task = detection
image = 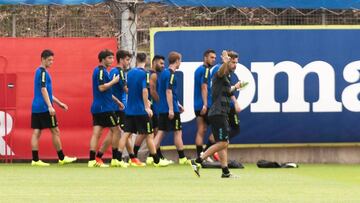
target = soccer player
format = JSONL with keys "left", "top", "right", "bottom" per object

{"left": 202, "top": 50, "right": 242, "bottom": 161}
{"left": 94, "top": 50, "right": 143, "bottom": 167}
{"left": 133, "top": 55, "right": 173, "bottom": 164}
{"left": 193, "top": 49, "right": 217, "bottom": 159}
{"left": 154, "top": 51, "right": 190, "bottom": 165}
{"left": 88, "top": 49, "right": 124, "bottom": 168}
{"left": 211, "top": 50, "right": 242, "bottom": 138}
{"left": 191, "top": 50, "right": 243, "bottom": 178}
{"left": 31, "top": 49, "right": 77, "bottom": 166}
{"left": 117, "top": 53, "right": 169, "bottom": 167}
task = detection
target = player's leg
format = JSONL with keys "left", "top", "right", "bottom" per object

{"left": 148, "top": 129, "right": 165, "bottom": 164}
{"left": 112, "top": 131, "right": 131, "bottom": 168}
{"left": 119, "top": 115, "right": 134, "bottom": 154}
{"left": 96, "top": 130, "right": 111, "bottom": 160}
{"left": 152, "top": 113, "right": 175, "bottom": 164}
{"left": 191, "top": 115, "right": 230, "bottom": 176}
{"left": 89, "top": 112, "right": 114, "bottom": 167}
{"left": 133, "top": 134, "right": 146, "bottom": 157}
{"left": 50, "top": 127, "right": 61, "bottom": 152}
{"left": 49, "top": 126, "right": 76, "bottom": 165}
{"left": 171, "top": 113, "right": 189, "bottom": 165}
{"left": 129, "top": 116, "right": 150, "bottom": 167}
{"left": 203, "top": 115, "right": 229, "bottom": 159}
{"left": 174, "top": 129, "right": 189, "bottom": 164}
{"left": 152, "top": 115, "right": 167, "bottom": 161}
{"left": 30, "top": 128, "right": 49, "bottom": 166}
{"left": 196, "top": 114, "right": 218, "bottom": 162}
{"left": 152, "top": 126, "right": 173, "bottom": 164}
{"left": 145, "top": 133, "right": 157, "bottom": 157}
{"left": 31, "top": 129, "right": 41, "bottom": 160}
{"left": 108, "top": 125, "right": 127, "bottom": 167}
{"left": 124, "top": 133, "right": 136, "bottom": 158}
{"left": 118, "top": 112, "right": 134, "bottom": 162}
{"left": 154, "top": 130, "right": 165, "bottom": 149}
{"left": 195, "top": 116, "right": 207, "bottom": 158}
{"left": 190, "top": 141, "right": 228, "bottom": 177}
{"left": 217, "top": 146, "right": 232, "bottom": 178}
{"left": 218, "top": 147, "right": 228, "bottom": 168}
{"left": 88, "top": 125, "right": 108, "bottom": 167}
{"left": 89, "top": 126, "right": 103, "bottom": 153}
{"left": 198, "top": 112, "right": 219, "bottom": 161}
{"left": 30, "top": 112, "right": 53, "bottom": 166}
{"left": 154, "top": 113, "right": 168, "bottom": 149}
{"left": 145, "top": 133, "right": 168, "bottom": 167}
{"left": 218, "top": 145, "right": 237, "bottom": 178}
{"left": 198, "top": 141, "right": 227, "bottom": 161}
{"left": 116, "top": 115, "right": 137, "bottom": 167}
{"left": 139, "top": 115, "right": 169, "bottom": 167}
{"left": 204, "top": 135, "right": 216, "bottom": 151}
{"left": 128, "top": 133, "right": 146, "bottom": 167}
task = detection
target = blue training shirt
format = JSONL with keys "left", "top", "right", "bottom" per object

{"left": 193, "top": 64, "right": 212, "bottom": 111}
{"left": 91, "top": 65, "right": 114, "bottom": 114}
{"left": 32, "top": 67, "right": 53, "bottom": 113}
{"left": 158, "top": 68, "right": 179, "bottom": 113}
{"left": 125, "top": 67, "right": 148, "bottom": 116}
{"left": 109, "top": 66, "right": 127, "bottom": 111}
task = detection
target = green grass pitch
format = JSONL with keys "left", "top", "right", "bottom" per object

{"left": 1, "top": 163, "right": 360, "bottom": 202}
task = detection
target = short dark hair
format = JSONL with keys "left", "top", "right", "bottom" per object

{"left": 98, "top": 49, "right": 114, "bottom": 62}
{"left": 203, "top": 49, "right": 216, "bottom": 57}
{"left": 41, "top": 49, "right": 54, "bottom": 59}
{"left": 136, "top": 52, "right": 147, "bottom": 63}
{"left": 228, "top": 50, "right": 239, "bottom": 59}
{"left": 168, "top": 52, "right": 181, "bottom": 64}
{"left": 152, "top": 55, "right": 165, "bottom": 64}
{"left": 116, "top": 50, "right": 132, "bottom": 63}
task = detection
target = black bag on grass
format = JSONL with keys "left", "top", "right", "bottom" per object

{"left": 256, "top": 160, "right": 298, "bottom": 168}
{"left": 256, "top": 160, "right": 281, "bottom": 168}
{"left": 201, "top": 160, "right": 245, "bottom": 169}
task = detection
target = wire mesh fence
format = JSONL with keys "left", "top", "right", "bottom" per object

{"left": 1, "top": 2, "right": 360, "bottom": 52}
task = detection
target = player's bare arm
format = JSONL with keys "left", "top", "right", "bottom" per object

{"left": 98, "top": 74, "right": 120, "bottom": 92}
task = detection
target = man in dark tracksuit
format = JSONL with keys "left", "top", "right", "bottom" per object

{"left": 191, "top": 51, "right": 243, "bottom": 178}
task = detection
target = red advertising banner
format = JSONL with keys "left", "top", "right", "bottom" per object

{"left": 0, "top": 38, "right": 118, "bottom": 160}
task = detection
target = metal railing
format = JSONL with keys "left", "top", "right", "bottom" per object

{"left": 1, "top": 3, "right": 360, "bottom": 53}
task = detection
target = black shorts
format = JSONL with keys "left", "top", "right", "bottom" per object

{"left": 115, "top": 111, "right": 126, "bottom": 129}
{"left": 152, "top": 114, "right": 159, "bottom": 129}
{"left": 158, "top": 112, "right": 182, "bottom": 132}
{"left": 92, "top": 111, "right": 119, "bottom": 127}
{"left": 124, "top": 115, "right": 153, "bottom": 134}
{"left": 31, "top": 112, "right": 58, "bottom": 129}
{"left": 228, "top": 107, "right": 240, "bottom": 130}
{"left": 194, "top": 109, "right": 210, "bottom": 124}
{"left": 209, "top": 115, "right": 230, "bottom": 142}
